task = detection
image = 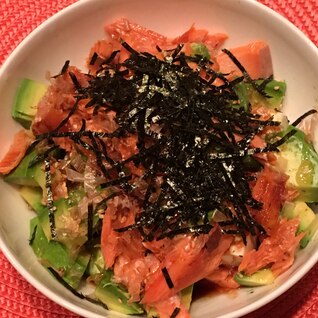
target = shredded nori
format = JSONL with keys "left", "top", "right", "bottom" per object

{"left": 47, "top": 267, "right": 108, "bottom": 309}
{"left": 170, "top": 307, "right": 181, "bottom": 318}
{"left": 162, "top": 267, "right": 174, "bottom": 289}
{"left": 29, "top": 225, "right": 37, "bottom": 245}
{"left": 52, "top": 60, "right": 70, "bottom": 78}
{"left": 292, "top": 109, "right": 317, "bottom": 127}
{"left": 30, "top": 42, "right": 299, "bottom": 242}
{"left": 89, "top": 52, "right": 98, "bottom": 66}
{"left": 44, "top": 158, "right": 57, "bottom": 239}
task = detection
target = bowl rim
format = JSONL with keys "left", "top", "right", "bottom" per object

{"left": 0, "top": 0, "right": 318, "bottom": 318}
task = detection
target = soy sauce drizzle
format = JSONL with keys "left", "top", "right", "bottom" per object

{"left": 30, "top": 42, "right": 298, "bottom": 242}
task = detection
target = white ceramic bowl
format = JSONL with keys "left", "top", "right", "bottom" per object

{"left": 0, "top": 0, "right": 318, "bottom": 317}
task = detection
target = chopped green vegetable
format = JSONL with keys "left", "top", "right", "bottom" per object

{"left": 30, "top": 217, "right": 90, "bottom": 289}
{"left": 12, "top": 78, "right": 47, "bottom": 128}
{"left": 190, "top": 43, "right": 210, "bottom": 60}
{"left": 95, "top": 269, "right": 144, "bottom": 315}
{"left": 234, "top": 269, "right": 275, "bottom": 287}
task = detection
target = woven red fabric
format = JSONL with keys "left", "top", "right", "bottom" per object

{"left": 0, "top": 0, "right": 317, "bottom": 317}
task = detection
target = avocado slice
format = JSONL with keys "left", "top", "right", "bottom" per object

{"left": 4, "top": 150, "right": 45, "bottom": 189}
{"left": 190, "top": 43, "right": 210, "bottom": 60}
{"left": 37, "top": 197, "right": 88, "bottom": 252}
{"left": 19, "top": 186, "right": 46, "bottom": 214}
{"left": 234, "top": 269, "right": 275, "bottom": 287}
{"left": 95, "top": 269, "right": 144, "bottom": 315}
{"left": 276, "top": 126, "right": 318, "bottom": 202}
{"left": 30, "top": 216, "right": 90, "bottom": 289}
{"left": 87, "top": 247, "right": 105, "bottom": 276}
{"left": 20, "top": 182, "right": 87, "bottom": 253}
{"left": 282, "top": 201, "right": 318, "bottom": 248}
{"left": 300, "top": 218, "right": 318, "bottom": 248}
{"left": 12, "top": 78, "right": 47, "bottom": 128}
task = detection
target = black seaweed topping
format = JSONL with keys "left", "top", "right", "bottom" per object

{"left": 47, "top": 267, "right": 108, "bottom": 309}
{"left": 52, "top": 60, "right": 70, "bottom": 78}
{"left": 292, "top": 109, "right": 317, "bottom": 127}
{"left": 31, "top": 43, "right": 297, "bottom": 242}
{"left": 170, "top": 307, "right": 181, "bottom": 318}
{"left": 29, "top": 225, "right": 37, "bottom": 245}
{"left": 162, "top": 267, "right": 174, "bottom": 289}
{"left": 44, "top": 158, "right": 57, "bottom": 239}
{"left": 89, "top": 52, "right": 98, "bottom": 66}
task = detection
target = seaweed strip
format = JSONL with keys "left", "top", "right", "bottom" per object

{"left": 28, "top": 144, "right": 60, "bottom": 168}
{"left": 47, "top": 266, "right": 108, "bottom": 310}
{"left": 29, "top": 225, "right": 37, "bottom": 245}
{"left": 292, "top": 109, "right": 317, "bottom": 127}
{"left": 89, "top": 52, "right": 98, "bottom": 66}
{"left": 170, "top": 307, "right": 181, "bottom": 318}
{"left": 268, "top": 129, "right": 298, "bottom": 149}
{"left": 94, "top": 192, "right": 122, "bottom": 214}
{"left": 47, "top": 267, "right": 85, "bottom": 298}
{"left": 222, "top": 48, "right": 271, "bottom": 97}
{"left": 52, "top": 60, "right": 70, "bottom": 78}
{"left": 44, "top": 159, "right": 57, "bottom": 239}
{"left": 68, "top": 71, "right": 82, "bottom": 91}
{"left": 161, "top": 267, "right": 174, "bottom": 289}
{"left": 53, "top": 98, "right": 80, "bottom": 132}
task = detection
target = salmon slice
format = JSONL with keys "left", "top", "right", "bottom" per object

{"left": 101, "top": 195, "right": 145, "bottom": 268}
{"left": 250, "top": 166, "right": 288, "bottom": 234}
{"left": 206, "top": 266, "right": 240, "bottom": 289}
{"left": 238, "top": 218, "right": 304, "bottom": 276}
{"left": 141, "top": 228, "right": 233, "bottom": 305}
{"left": 106, "top": 18, "right": 168, "bottom": 54}
{"left": 216, "top": 41, "right": 273, "bottom": 80}
{"left": 172, "top": 25, "right": 228, "bottom": 56}
{"left": 0, "top": 129, "right": 33, "bottom": 175}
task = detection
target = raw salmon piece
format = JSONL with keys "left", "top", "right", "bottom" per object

{"left": 250, "top": 166, "right": 288, "bottom": 234}
{"left": 238, "top": 218, "right": 304, "bottom": 276}
{"left": 173, "top": 25, "right": 228, "bottom": 55}
{"left": 32, "top": 67, "right": 88, "bottom": 135}
{"left": 113, "top": 254, "right": 160, "bottom": 302}
{"left": 206, "top": 266, "right": 240, "bottom": 289}
{"left": 106, "top": 18, "right": 168, "bottom": 53}
{"left": 142, "top": 228, "right": 233, "bottom": 305}
{"left": 0, "top": 130, "right": 33, "bottom": 175}
{"left": 87, "top": 40, "right": 121, "bottom": 74}
{"left": 216, "top": 41, "right": 273, "bottom": 80}
{"left": 101, "top": 195, "right": 145, "bottom": 268}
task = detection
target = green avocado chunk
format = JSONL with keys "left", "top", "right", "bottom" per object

{"left": 277, "top": 126, "right": 318, "bottom": 202}
{"left": 19, "top": 186, "right": 45, "bottom": 214}
{"left": 95, "top": 269, "right": 144, "bottom": 315}
{"left": 190, "top": 43, "right": 210, "bottom": 60}
{"left": 4, "top": 150, "right": 45, "bottom": 189}
{"left": 282, "top": 201, "right": 318, "bottom": 248}
{"left": 233, "top": 80, "right": 286, "bottom": 111}
{"left": 20, "top": 183, "right": 87, "bottom": 252}
{"left": 30, "top": 216, "right": 90, "bottom": 289}
{"left": 234, "top": 269, "right": 275, "bottom": 287}
{"left": 12, "top": 78, "right": 47, "bottom": 128}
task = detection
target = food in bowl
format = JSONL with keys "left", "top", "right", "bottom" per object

{"left": 1, "top": 17, "right": 318, "bottom": 318}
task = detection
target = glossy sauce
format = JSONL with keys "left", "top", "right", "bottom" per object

{"left": 192, "top": 279, "right": 238, "bottom": 302}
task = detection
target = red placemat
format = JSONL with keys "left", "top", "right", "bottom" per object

{"left": 0, "top": 0, "right": 317, "bottom": 317}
